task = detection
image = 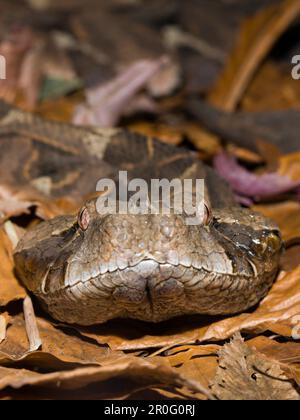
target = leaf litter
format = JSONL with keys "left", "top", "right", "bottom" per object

{"left": 1, "top": 0, "right": 300, "bottom": 400}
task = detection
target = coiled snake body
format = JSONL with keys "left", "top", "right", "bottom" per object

{"left": 0, "top": 104, "right": 282, "bottom": 325}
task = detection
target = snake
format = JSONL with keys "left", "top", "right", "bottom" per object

{"left": 0, "top": 103, "right": 282, "bottom": 325}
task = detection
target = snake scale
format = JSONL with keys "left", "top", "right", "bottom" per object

{"left": 0, "top": 102, "right": 282, "bottom": 325}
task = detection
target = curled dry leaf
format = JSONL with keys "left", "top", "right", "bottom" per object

{"left": 253, "top": 201, "right": 300, "bottom": 244}
{"left": 209, "top": 0, "right": 300, "bottom": 111}
{"left": 0, "top": 229, "right": 26, "bottom": 307}
{"left": 242, "top": 61, "right": 300, "bottom": 112}
{"left": 0, "top": 352, "right": 213, "bottom": 399}
{"left": 183, "top": 123, "right": 221, "bottom": 158}
{"left": 0, "top": 185, "right": 36, "bottom": 221}
{"left": 247, "top": 336, "right": 300, "bottom": 385}
{"left": 0, "top": 315, "right": 110, "bottom": 370}
{"left": 278, "top": 152, "right": 300, "bottom": 182}
{"left": 129, "top": 122, "right": 183, "bottom": 146}
{"left": 0, "top": 184, "right": 77, "bottom": 223}
{"left": 211, "top": 334, "right": 299, "bottom": 400}
{"left": 164, "top": 344, "right": 220, "bottom": 399}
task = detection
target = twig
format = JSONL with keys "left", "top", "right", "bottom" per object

{"left": 163, "top": 25, "right": 226, "bottom": 63}
{"left": 23, "top": 295, "right": 42, "bottom": 352}
{"left": 0, "top": 315, "right": 7, "bottom": 344}
{"left": 4, "top": 220, "right": 21, "bottom": 249}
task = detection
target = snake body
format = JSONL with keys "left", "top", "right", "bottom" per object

{"left": 0, "top": 103, "right": 282, "bottom": 325}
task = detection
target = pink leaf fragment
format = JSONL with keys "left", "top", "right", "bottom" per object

{"left": 73, "top": 56, "right": 171, "bottom": 127}
{"left": 214, "top": 153, "right": 300, "bottom": 203}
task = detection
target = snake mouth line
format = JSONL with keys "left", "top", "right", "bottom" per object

{"left": 58, "top": 255, "right": 262, "bottom": 297}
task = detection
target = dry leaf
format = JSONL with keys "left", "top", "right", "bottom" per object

{"left": 165, "top": 344, "right": 219, "bottom": 399}
{"left": 0, "top": 315, "right": 110, "bottom": 369}
{"left": 242, "top": 61, "right": 300, "bottom": 111}
{"left": 248, "top": 335, "right": 300, "bottom": 381}
{"left": 0, "top": 354, "right": 213, "bottom": 399}
{"left": 0, "top": 229, "right": 26, "bottom": 306}
{"left": 253, "top": 201, "right": 300, "bottom": 244}
{"left": 211, "top": 334, "right": 299, "bottom": 400}
{"left": 209, "top": 0, "right": 300, "bottom": 111}
{"left": 278, "top": 152, "right": 300, "bottom": 182}
{"left": 0, "top": 184, "right": 76, "bottom": 223}
{"left": 183, "top": 123, "right": 221, "bottom": 158}
{"left": 0, "top": 185, "right": 36, "bottom": 221}
{"left": 129, "top": 122, "right": 183, "bottom": 146}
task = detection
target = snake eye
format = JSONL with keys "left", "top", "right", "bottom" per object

{"left": 78, "top": 207, "right": 90, "bottom": 231}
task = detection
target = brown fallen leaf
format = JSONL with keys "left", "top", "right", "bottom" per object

{"left": 0, "top": 185, "right": 36, "bottom": 222}
{"left": 211, "top": 334, "right": 299, "bottom": 400}
{"left": 209, "top": 0, "right": 300, "bottom": 111}
{"left": 248, "top": 335, "right": 300, "bottom": 384}
{"left": 0, "top": 229, "right": 26, "bottom": 307}
{"left": 35, "top": 91, "right": 85, "bottom": 123}
{"left": 242, "top": 61, "right": 300, "bottom": 112}
{"left": 183, "top": 123, "right": 221, "bottom": 158}
{"left": 226, "top": 144, "right": 263, "bottom": 165}
{"left": 253, "top": 201, "right": 300, "bottom": 244}
{"left": 163, "top": 344, "right": 219, "bottom": 399}
{"left": 0, "top": 184, "right": 77, "bottom": 223}
{"left": 278, "top": 152, "right": 300, "bottom": 182}
{"left": 0, "top": 355, "right": 213, "bottom": 399}
{"left": 249, "top": 336, "right": 300, "bottom": 361}
{"left": 129, "top": 122, "right": 183, "bottom": 146}
{"left": 0, "top": 314, "right": 116, "bottom": 373}
{"left": 280, "top": 244, "right": 300, "bottom": 272}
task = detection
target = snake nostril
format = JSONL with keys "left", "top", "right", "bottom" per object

{"left": 266, "top": 232, "right": 282, "bottom": 254}
{"left": 252, "top": 232, "right": 282, "bottom": 257}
